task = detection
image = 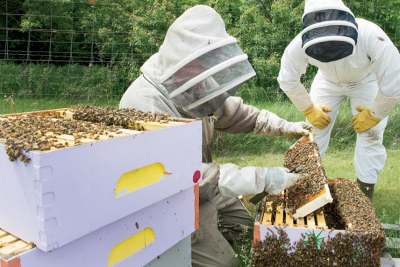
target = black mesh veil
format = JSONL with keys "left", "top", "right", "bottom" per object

{"left": 301, "top": 9, "right": 358, "bottom": 62}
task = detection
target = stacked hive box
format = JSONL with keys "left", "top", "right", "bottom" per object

{"left": 252, "top": 179, "right": 386, "bottom": 266}
{"left": 0, "top": 107, "right": 202, "bottom": 266}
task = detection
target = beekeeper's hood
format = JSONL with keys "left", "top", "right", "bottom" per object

{"left": 301, "top": 0, "right": 358, "bottom": 62}
{"left": 140, "top": 5, "right": 256, "bottom": 118}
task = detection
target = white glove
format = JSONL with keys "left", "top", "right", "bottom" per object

{"left": 263, "top": 167, "right": 305, "bottom": 195}
{"left": 282, "top": 121, "right": 315, "bottom": 139}
{"left": 218, "top": 163, "right": 307, "bottom": 198}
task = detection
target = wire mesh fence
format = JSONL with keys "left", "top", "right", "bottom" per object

{"left": 0, "top": 0, "right": 399, "bottom": 114}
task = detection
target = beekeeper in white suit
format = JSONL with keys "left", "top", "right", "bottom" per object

{"left": 278, "top": 0, "right": 400, "bottom": 202}
{"left": 120, "top": 5, "right": 313, "bottom": 267}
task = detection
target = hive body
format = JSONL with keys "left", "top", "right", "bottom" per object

{"left": 0, "top": 107, "right": 202, "bottom": 265}
{"left": 1, "top": 186, "right": 197, "bottom": 267}
{"left": 252, "top": 179, "right": 385, "bottom": 266}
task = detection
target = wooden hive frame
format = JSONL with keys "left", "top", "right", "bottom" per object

{"left": 54, "top": 109, "right": 193, "bottom": 131}
{"left": 0, "top": 108, "right": 194, "bottom": 150}
{"left": 1, "top": 107, "right": 193, "bottom": 130}
{"left": 284, "top": 134, "right": 333, "bottom": 219}
{"left": 0, "top": 114, "right": 133, "bottom": 150}
{"left": 0, "top": 229, "right": 34, "bottom": 259}
{"left": 258, "top": 200, "right": 328, "bottom": 230}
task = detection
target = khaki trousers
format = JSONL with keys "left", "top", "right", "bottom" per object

{"left": 191, "top": 195, "right": 253, "bottom": 267}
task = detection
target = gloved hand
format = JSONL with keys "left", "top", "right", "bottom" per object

{"left": 263, "top": 167, "right": 307, "bottom": 195}
{"left": 253, "top": 110, "right": 315, "bottom": 138}
{"left": 352, "top": 106, "right": 381, "bottom": 133}
{"left": 301, "top": 103, "right": 332, "bottom": 129}
{"left": 218, "top": 164, "right": 307, "bottom": 198}
{"left": 282, "top": 121, "right": 315, "bottom": 139}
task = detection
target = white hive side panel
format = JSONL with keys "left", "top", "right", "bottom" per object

{"left": 1, "top": 186, "right": 198, "bottom": 267}
{"left": 0, "top": 120, "right": 202, "bottom": 252}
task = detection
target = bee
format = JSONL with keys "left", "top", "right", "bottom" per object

{"left": 74, "top": 140, "right": 82, "bottom": 145}
{"left": 20, "top": 154, "right": 31, "bottom": 163}
{"left": 54, "top": 143, "right": 65, "bottom": 149}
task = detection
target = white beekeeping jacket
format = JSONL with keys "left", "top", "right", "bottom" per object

{"left": 137, "top": 5, "right": 255, "bottom": 118}
{"left": 278, "top": 18, "right": 400, "bottom": 104}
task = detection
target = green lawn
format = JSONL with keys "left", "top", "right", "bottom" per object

{"left": 3, "top": 96, "right": 398, "bottom": 224}
{"left": 214, "top": 147, "right": 400, "bottom": 225}
{"left": 1, "top": 96, "right": 399, "bottom": 263}
{"left": 214, "top": 146, "right": 400, "bottom": 264}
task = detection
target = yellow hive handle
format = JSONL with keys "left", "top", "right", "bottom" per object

{"left": 115, "top": 162, "right": 166, "bottom": 198}
{"left": 108, "top": 227, "right": 155, "bottom": 267}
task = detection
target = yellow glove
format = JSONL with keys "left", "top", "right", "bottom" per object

{"left": 301, "top": 103, "right": 332, "bottom": 129}
{"left": 352, "top": 106, "right": 380, "bottom": 133}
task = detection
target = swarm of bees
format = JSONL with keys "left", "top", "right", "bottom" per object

{"left": 70, "top": 105, "right": 172, "bottom": 128}
{"left": 252, "top": 179, "right": 386, "bottom": 266}
{"left": 0, "top": 114, "right": 124, "bottom": 163}
{"left": 283, "top": 137, "right": 327, "bottom": 212}
{"left": 328, "top": 178, "right": 384, "bottom": 233}
{"left": 0, "top": 105, "right": 174, "bottom": 163}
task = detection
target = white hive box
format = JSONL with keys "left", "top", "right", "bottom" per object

{"left": 0, "top": 109, "right": 202, "bottom": 252}
{"left": 252, "top": 182, "right": 386, "bottom": 266}
{"left": 0, "top": 186, "right": 198, "bottom": 267}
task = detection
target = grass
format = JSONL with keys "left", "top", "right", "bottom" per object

{"left": 0, "top": 96, "right": 120, "bottom": 115}
{"left": 212, "top": 98, "right": 400, "bottom": 263}
{"left": 1, "top": 94, "right": 399, "bottom": 262}
{"left": 215, "top": 148, "right": 400, "bottom": 264}
{"left": 213, "top": 98, "right": 400, "bottom": 225}
{"left": 213, "top": 148, "right": 400, "bottom": 225}
{"left": 385, "top": 228, "right": 400, "bottom": 258}
{"left": 0, "top": 62, "right": 133, "bottom": 101}
{"left": 2, "top": 97, "right": 399, "bottom": 215}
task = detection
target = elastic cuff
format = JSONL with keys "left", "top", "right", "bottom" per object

{"left": 284, "top": 83, "right": 312, "bottom": 111}
{"left": 253, "top": 109, "right": 286, "bottom": 136}
{"left": 371, "top": 90, "right": 400, "bottom": 120}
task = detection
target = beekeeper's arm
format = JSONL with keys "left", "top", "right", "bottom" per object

{"left": 214, "top": 96, "right": 314, "bottom": 139}
{"left": 352, "top": 22, "right": 400, "bottom": 133}
{"left": 199, "top": 162, "right": 306, "bottom": 201}
{"left": 277, "top": 35, "right": 332, "bottom": 130}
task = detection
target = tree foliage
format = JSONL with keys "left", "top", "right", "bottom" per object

{"left": 1, "top": 0, "right": 399, "bottom": 99}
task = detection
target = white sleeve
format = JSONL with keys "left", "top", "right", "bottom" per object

{"left": 364, "top": 21, "right": 400, "bottom": 98}
{"left": 362, "top": 20, "right": 400, "bottom": 118}
{"left": 277, "top": 34, "right": 309, "bottom": 93}
{"left": 218, "top": 163, "right": 266, "bottom": 198}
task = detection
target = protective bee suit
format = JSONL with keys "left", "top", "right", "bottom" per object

{"left": 120, "top": 5, "right": 313, "bottom": 266}
{"left": 278, "top": 0, "right": 400, "bottom": 201}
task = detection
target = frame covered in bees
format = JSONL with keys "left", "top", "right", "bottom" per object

{"left": 252, "top": 178, "right": 386, "bottom": 266}
{"left": 283, "top": 134, "right": 333, "bottom": 219}
{"left": 0, "top": 106, "right": 202, "bottom": 252}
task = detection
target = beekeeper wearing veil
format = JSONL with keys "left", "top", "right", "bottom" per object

{"left": 120, "top": 5, "right": 313, "bottom": 266}
{"left": 278, "top": 0, "right": 400, "bottom": 202}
